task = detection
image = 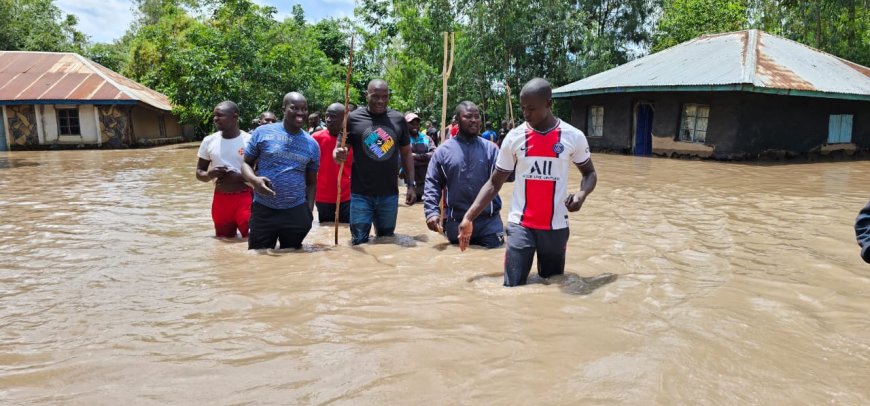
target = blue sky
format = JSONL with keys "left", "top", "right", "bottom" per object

{"left": 56, "top": 0, "right": 356, "bottom": 43}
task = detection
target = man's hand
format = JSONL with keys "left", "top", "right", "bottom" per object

{"left": 405, "top": 186, "right": 417, "bottom": 205}
{"left": 333, "top": 147, "right": 348, "bottom": 164}
{"left": 208, "top": 166, "right": 229, "bottom": 179}
{"left": 216, "top": 170, "right": 244, "bottom": 186}
{"left": 565, "top": 193, "right": 586, "bottom": 212}
{"left": 458, "top": 218, "right": 473, "bottom": 251}
{"left": 426, "top": 215, "right": 443, "bottom": 233}
{"left": 252, "top": 176, "right": 276, "bottom": 196}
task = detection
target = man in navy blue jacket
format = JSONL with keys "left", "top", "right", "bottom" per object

{"left": 423, "top": 101, "right": 504, "bottom": 248}
{"left": 856, "top": 199, "right": 870, "bottom": 263}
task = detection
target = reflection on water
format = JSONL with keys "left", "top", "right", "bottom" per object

{"left": 0, "top": 157, "right": 40, "bottom": 169}
{"left": 1, "top": 146, "right": 869, "bottom": 404}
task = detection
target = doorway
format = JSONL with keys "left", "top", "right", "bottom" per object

{"left": 634, "top": 104, "right": 653, "bottom": 156}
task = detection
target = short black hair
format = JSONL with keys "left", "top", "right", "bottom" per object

{"left": 454, "top": 101, "right": 478, "bottom": 118}
{"left": 519, "top": 78, "right": 552, "bottom": 100}
{"left": 215, "top": 100, "right": 239, "bottom": 116}
{"left": 282, "top": 92, "right": 306, "bottom": 107}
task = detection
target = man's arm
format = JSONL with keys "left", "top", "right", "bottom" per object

{"left": 305, "top": 170, "right": 317, "bottom": 212}
{"left": 400, "top": 144, "right": 416, "bottom": 205}
{"left": 423, "top": 153, "right": 445, "bottom": 232}
{"left": 856, "top": 199, "right": 870, "bottom": 263}
{"left": 565, "top": 159, "right": 597, "bottom": 212}
{"left": 241, "top": 155, "right": 275, "bottom": 196}
{"left": 196, "top": 158, "right": 227, "bottom": 182}
{"left": 458, "top": 169, "right": 513, "bottom": 251}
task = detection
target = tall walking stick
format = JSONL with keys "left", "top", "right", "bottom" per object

{"left": 438, "top": 32, "right": 455, "bottom": 233}
{"left": 439, "top": 32, "right": 455, "bottom": 143}
{"left": 505, "top": 81, "right": 514, "bottom": 126}
{"left": 335, "top": 34, "right": 355, "bottom": 245}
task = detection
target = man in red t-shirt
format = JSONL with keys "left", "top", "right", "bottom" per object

{"left": 312, "top": 103, "right": 352, "bottom": 223}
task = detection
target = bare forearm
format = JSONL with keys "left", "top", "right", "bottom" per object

{"left": 578, "top": 171, "right": 597, "bottom": 197}
{"left": 196, "top": 169, "right": 212, "bottom": 182}
{"left": 306, "top": 182, "right": 316, "bottom": 212}
{"left": 241, "top": 161, "right": 257, "bottom": 183}
{"left": 402, "top": 152, "right": 415, "bottom": 184}
{"left": 465, "top": 180, "right": 500, "bottom": 222}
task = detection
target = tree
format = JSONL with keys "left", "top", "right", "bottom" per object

{"left": 652, "top": 0, "right": 749, "bottom": 53}
{"left": 120, "top": 0, "right": 352, "bottom": 134}
{"left": 0, "top": 0, "right": 87, "bottom": 52}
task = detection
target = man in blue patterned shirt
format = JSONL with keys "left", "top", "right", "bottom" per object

{"left": 242, "top": 92, "right": 320, "bottom": 250}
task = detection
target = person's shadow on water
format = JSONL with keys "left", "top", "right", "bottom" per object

{"left": 468, "top": 272, "right": 618, "bottom": 296}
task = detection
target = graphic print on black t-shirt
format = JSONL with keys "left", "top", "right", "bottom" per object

{"left": 361, "top": 124, "right": 397, "bottom": 162}
{"left": 346, "top": 108, "right": 411, "bottom": 196}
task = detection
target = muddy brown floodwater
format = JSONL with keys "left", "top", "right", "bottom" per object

{"left": 1, "top": 145, "right": 869, "bottom": 404}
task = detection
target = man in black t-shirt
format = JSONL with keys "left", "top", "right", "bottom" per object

{"left": 334, "top": 79, "right": 417, "bottom": 245}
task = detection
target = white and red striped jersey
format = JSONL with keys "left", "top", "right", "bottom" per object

{"left": 495, "top": 120, "right": 590, "bottom": 230}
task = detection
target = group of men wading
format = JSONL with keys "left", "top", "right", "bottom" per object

{"left": 196, "top": 78, "right": 598, "bottom": 286}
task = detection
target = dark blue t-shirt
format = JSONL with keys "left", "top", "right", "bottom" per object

{"left": 245, "top": 123, "right": 320, "bottom": 209}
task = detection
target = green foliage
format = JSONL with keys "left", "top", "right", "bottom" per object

{"left": 0, "top": 0, "right": 87, "bottom": 52}
{"left": 118, "top": 0, "right": 355, "bottom": 134}
{"left": 748, "top": 0, "right": 870, "bottom": 66}
{"left": 3, "top": 0, "right": 866, "bottom": 136}
{"left": 652, "top": 0, "right": 749, "bottom": 53}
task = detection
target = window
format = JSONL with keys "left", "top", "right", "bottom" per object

{"left": 57, "top": 108, "right": 81, "bottom": 136}
{"left": 587, "top": 106, "right": 604, "bottom": 137}
{"left": 827, "top": 114, "right": 853, "bottom": 144}
{"left": 679, "top": 103, "right": 709, "bottom": 143}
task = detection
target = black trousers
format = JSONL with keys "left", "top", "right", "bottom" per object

{"left": 504, "top": 222, "right": 569, "bottom": 286}
{"left": 248, "top": 202, "right": 312, "bottom": 250}
{"left": 315, "top": 201, "right": 350, "bottom": 224}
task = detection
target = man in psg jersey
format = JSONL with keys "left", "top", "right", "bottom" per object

{"left": 458, "top": 78, "right": 598, "bottom": 287}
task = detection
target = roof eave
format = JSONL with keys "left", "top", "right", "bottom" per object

{"left": 552, "top": 85, "right": 870, "bottom": 101}
{"left": 0, "top": 99, "right": 141, "bottom": 106}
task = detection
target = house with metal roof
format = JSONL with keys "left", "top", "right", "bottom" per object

{"left": 0, "top": 51, "right": 190, "bottom": 151}
{"left": 553, "top": 30, "right": 870, "bottom": 159}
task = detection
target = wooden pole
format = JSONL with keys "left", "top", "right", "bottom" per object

{"left": 439, "top": 32, "right": 455, "bottom": 143}
{"left": 335, "top": 34, "right": 355, "bottom": 245}
{"left": 438, "top": 32, "right": 455, "bottom": 233}
{"left": 505, "top": 82, "right": 514, "bottom": 126}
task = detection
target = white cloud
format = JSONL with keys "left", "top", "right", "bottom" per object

{"left": 55, "top": 0, "right": 135, "bottom": 43}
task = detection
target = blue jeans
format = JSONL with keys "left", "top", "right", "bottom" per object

{"left": 350, "top": 193, "right": 399, "bottom": 245}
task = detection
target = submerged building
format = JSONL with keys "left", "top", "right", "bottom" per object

{"left": 553, "top": 30, "right": 870, "bottom": 160}
{"left": 0, "top": 51, "right": 190, "bottom": 151}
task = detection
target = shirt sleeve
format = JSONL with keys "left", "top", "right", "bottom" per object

{"left": 572, "top": 130, "right": 591, "bottom": 164}
{"left": 495, "top": 131, "right": 517, "bottom": 172}
{"left": 244, "top": 129, "right": 261, "bottom": 160}
{"left": 197, "top": 136, "right": 211, "bottom": 161}
{"left": 423, "top": 149, "right": 445, "bottom": 220}
{"left": 307, "top": 139, "right": 321, "bottom": 172}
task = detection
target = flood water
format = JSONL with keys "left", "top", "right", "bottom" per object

{"left": 1, "top": 145, "right": 869, "bottom": 404}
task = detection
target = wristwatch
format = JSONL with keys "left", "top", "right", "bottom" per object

{"left": 406, "top": 181, "right": 416, "bottom": 188}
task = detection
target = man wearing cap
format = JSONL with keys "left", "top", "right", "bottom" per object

{"left": 406, "top": 112, "right": 435, "bottom": 202}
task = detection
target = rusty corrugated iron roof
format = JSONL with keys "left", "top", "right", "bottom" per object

{"left": 0, "top": 51, "right": 172, "bottom": 111}
{"left": 553, "top": 30, "right": 870, "bottom": 100}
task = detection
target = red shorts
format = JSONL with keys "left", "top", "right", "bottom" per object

{"left": 211, "top": 188, "right": 253, "bottom": 238}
